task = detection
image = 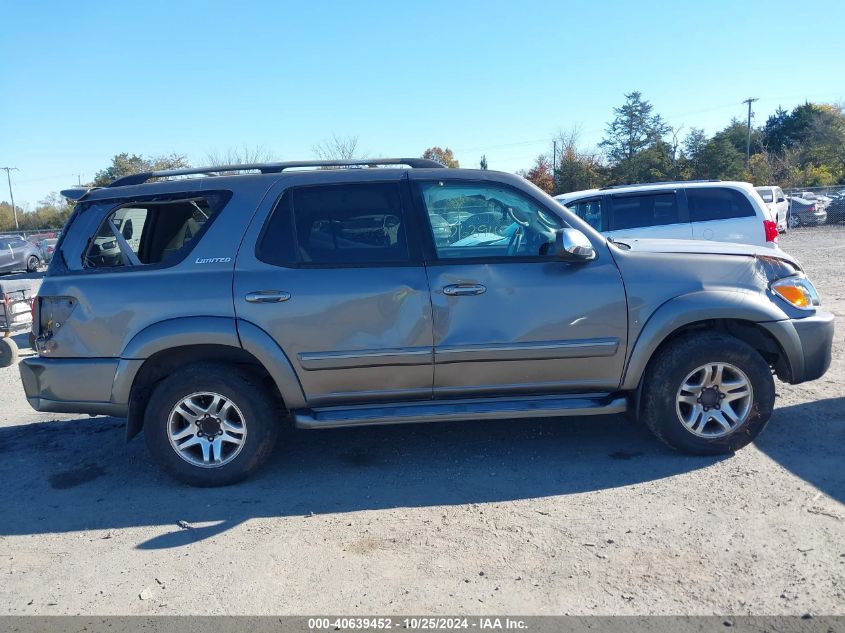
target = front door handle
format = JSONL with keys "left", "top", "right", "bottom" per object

{"left": 244, "top": 290, "right": 291, "bottom": 303}
{"left": 442, "top": 284, "right": 486, "bottom": 296}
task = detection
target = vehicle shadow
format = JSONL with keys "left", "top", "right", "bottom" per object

{"left": 753, "top": 395, "right": 844, "bottom": 505}
{"left": 0, "top": 397, "right": 840, "bottom": 550}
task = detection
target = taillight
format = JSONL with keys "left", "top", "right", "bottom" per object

{"left": 809, "top": 204, "right": 816, "bottom": 213}
{"left": 764, "top": 220, "right": 779, "bottom": 242}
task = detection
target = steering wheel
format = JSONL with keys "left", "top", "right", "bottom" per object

{"left": 507, "top": 207, "right": 530, "bottom": 227}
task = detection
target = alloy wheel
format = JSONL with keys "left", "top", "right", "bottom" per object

{"left": 675, "top": 363, "right": 753, "bottom": 438}
{"left": 167, "top": 392, "right": 247, "bottom": 468}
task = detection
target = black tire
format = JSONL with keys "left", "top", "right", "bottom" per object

{"left": 0, "top": 337, "right": 18, "bottom": 368}
{"left": 640, "top": 332, "right": 775, "bottom": 455}
{"left": 143, "top": 363, "right": 280, "bottom": 486}
{"left": 26, "top": 256, "right": 39, "bottom": 273}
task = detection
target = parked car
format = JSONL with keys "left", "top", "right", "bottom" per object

{"left": 787, "top": 195, "right": 828, "bottom": 227}
{"left": 824, "top": 192, "right": 845, "bottom": 224}
{"left": 792, "top": 191, "right": 832, "bottom": 211}
{"left": 0, "top": 236, "right": 42, "bottom": 273}
{"left": 754, "top": 186, "right": 789, "bottom": 233}
{"left": 555, "top": 181, "right": 779, "bottom": 247}
{"left": 21, "top": 159, "right": 834, "bottom": 486}
{"left": 39, "top": 238, "right": 58, "bottom": 263}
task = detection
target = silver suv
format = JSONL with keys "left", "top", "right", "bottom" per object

{"left": 20, "top": 159, "right": 834, "bottom": 486}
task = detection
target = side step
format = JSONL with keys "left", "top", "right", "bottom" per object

{"left": 293, "top": 393, "right": 627, "bottom": 429}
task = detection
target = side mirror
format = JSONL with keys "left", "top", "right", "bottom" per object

{"left": 777, "top": 197, "right": 786, "bottom": 203}
{"left": 122, "top": 219, "right": 133, "bottom": 240}
{"left": 554, "top": 228, "right": 596, "bottom": 261}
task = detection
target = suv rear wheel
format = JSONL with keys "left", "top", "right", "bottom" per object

{"left": 144, "top": 363, "right": 280, "bottom": 486}
{"left": 641, "top": 333, "right": 775, "bottom": 454}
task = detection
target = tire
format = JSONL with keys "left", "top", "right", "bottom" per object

{"left": 0, "top": 337, "right": 19, "bottom": 368}
{"left": 640, "top": 332, "right": 775, "bottom": 455}
{"left": 143, "top": 363, "right": 280, "bottom": 486}
{"left": 26, "top": 256, "right": 39, "bottom": 273}
{"left": 789, "top": 213, "right": 801, "bottom": 228}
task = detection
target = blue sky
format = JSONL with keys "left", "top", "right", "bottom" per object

{"left": 1, "top": 0, "right": 843, "bottom": 207}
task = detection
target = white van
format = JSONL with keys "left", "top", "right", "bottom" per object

{"left": 754, "top": 185, "right": 788, "bottom": 233}
{"left": 555, "top": 181, "right": 779, "bottom": 248}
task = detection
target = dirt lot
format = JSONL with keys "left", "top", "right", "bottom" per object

{"left": 0, "top": 227, "right": 842, "bottom": 616}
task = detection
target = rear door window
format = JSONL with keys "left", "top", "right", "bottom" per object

{"left": 258, "top": 183, "right": 410, "bottom": 266}
{"left": 687, "top": 187, "right": 755, "bottom": 222}
{"left": 608, "top": 192, "right": 679, "bottom": 230}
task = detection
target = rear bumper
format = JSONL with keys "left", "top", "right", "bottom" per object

{"left": 19, "top": 356, "right": 128, "bottom": 417}
{"left": 762, "top": 311, "right": 834, "bottom": 384}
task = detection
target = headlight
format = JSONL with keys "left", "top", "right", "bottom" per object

{"left": 771, "top": 275, "right": 820, "bottom": 310}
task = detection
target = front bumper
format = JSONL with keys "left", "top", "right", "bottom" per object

{"left": 19, "top": 356, "right": 128, "bottom": 416}
{"left": 761, "top": 310, "right": 835, "bottom": 384}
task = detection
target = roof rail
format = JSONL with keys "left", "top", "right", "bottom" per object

{"left": 599, "top": 179, "right": 721, "bottom": 190}
{"left": 107, "top": 158, "right": 445, "bottom": 188}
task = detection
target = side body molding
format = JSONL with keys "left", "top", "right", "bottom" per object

{"left": 621, "top": 290, "right": 798, "bottom": 391}
{"left": 236, "top": 319, "right": 307, "bottom": 409}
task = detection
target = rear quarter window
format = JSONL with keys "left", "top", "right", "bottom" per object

{"left": 687, "top": 187, "right": 756, "bottom": 222}
{"left": 62, "top": 192, "right": 230, "bottom": 272}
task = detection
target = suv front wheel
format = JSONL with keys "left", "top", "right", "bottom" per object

{"left": 641, "top": 333, "right": 775, "bottom": 454}
{"left": 144, "top": 363, "right": 280, "bottom": 486}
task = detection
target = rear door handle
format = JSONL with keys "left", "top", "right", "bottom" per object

{"left": 442, "top": 284, "right": 486, "bottom": 296}
{"left": 244, "top": 291, "right": 291, "bottom": 303}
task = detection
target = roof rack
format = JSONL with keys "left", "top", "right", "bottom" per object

{"left": 599, "top": 179, "right": 721, "bottom": 190}
{"left": 107, "top": 158, "right": 445, "bottom": 188}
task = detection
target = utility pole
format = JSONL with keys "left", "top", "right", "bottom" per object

{"left": 742, "top": 97, "right": 758, "bottom": 166}
{"left": 1, "top": 167, "right": 20, "bottom": 230}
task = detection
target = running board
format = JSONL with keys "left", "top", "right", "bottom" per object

{"left": 293, "top": 393, "right": 627, "bottom": 429}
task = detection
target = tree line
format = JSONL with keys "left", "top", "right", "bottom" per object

{"left": 2, "top": 99, "right": 843, "bottom": 232}
{"left": 518, "top": 92, "right": 845, "bottom": 195}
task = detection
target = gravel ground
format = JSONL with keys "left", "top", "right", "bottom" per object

{"left": 0, "top": 227, "right": 842, "bottom": 616}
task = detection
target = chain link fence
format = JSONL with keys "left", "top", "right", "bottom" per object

{"left": 781, "top": 185, "right": 845, "bottom": 229}
{"left": 0, "top": 228, "right": 63, "bottom": 243}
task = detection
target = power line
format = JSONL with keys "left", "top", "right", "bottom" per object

{"left": 1, "top": 167, "right": 20, "bottom": 230}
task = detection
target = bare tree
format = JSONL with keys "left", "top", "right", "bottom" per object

{"left": 312, "top": 134, "right": 364, "bottom": 160}
{"left": 205, "top": 145, "right": 278, "bottom": 167}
